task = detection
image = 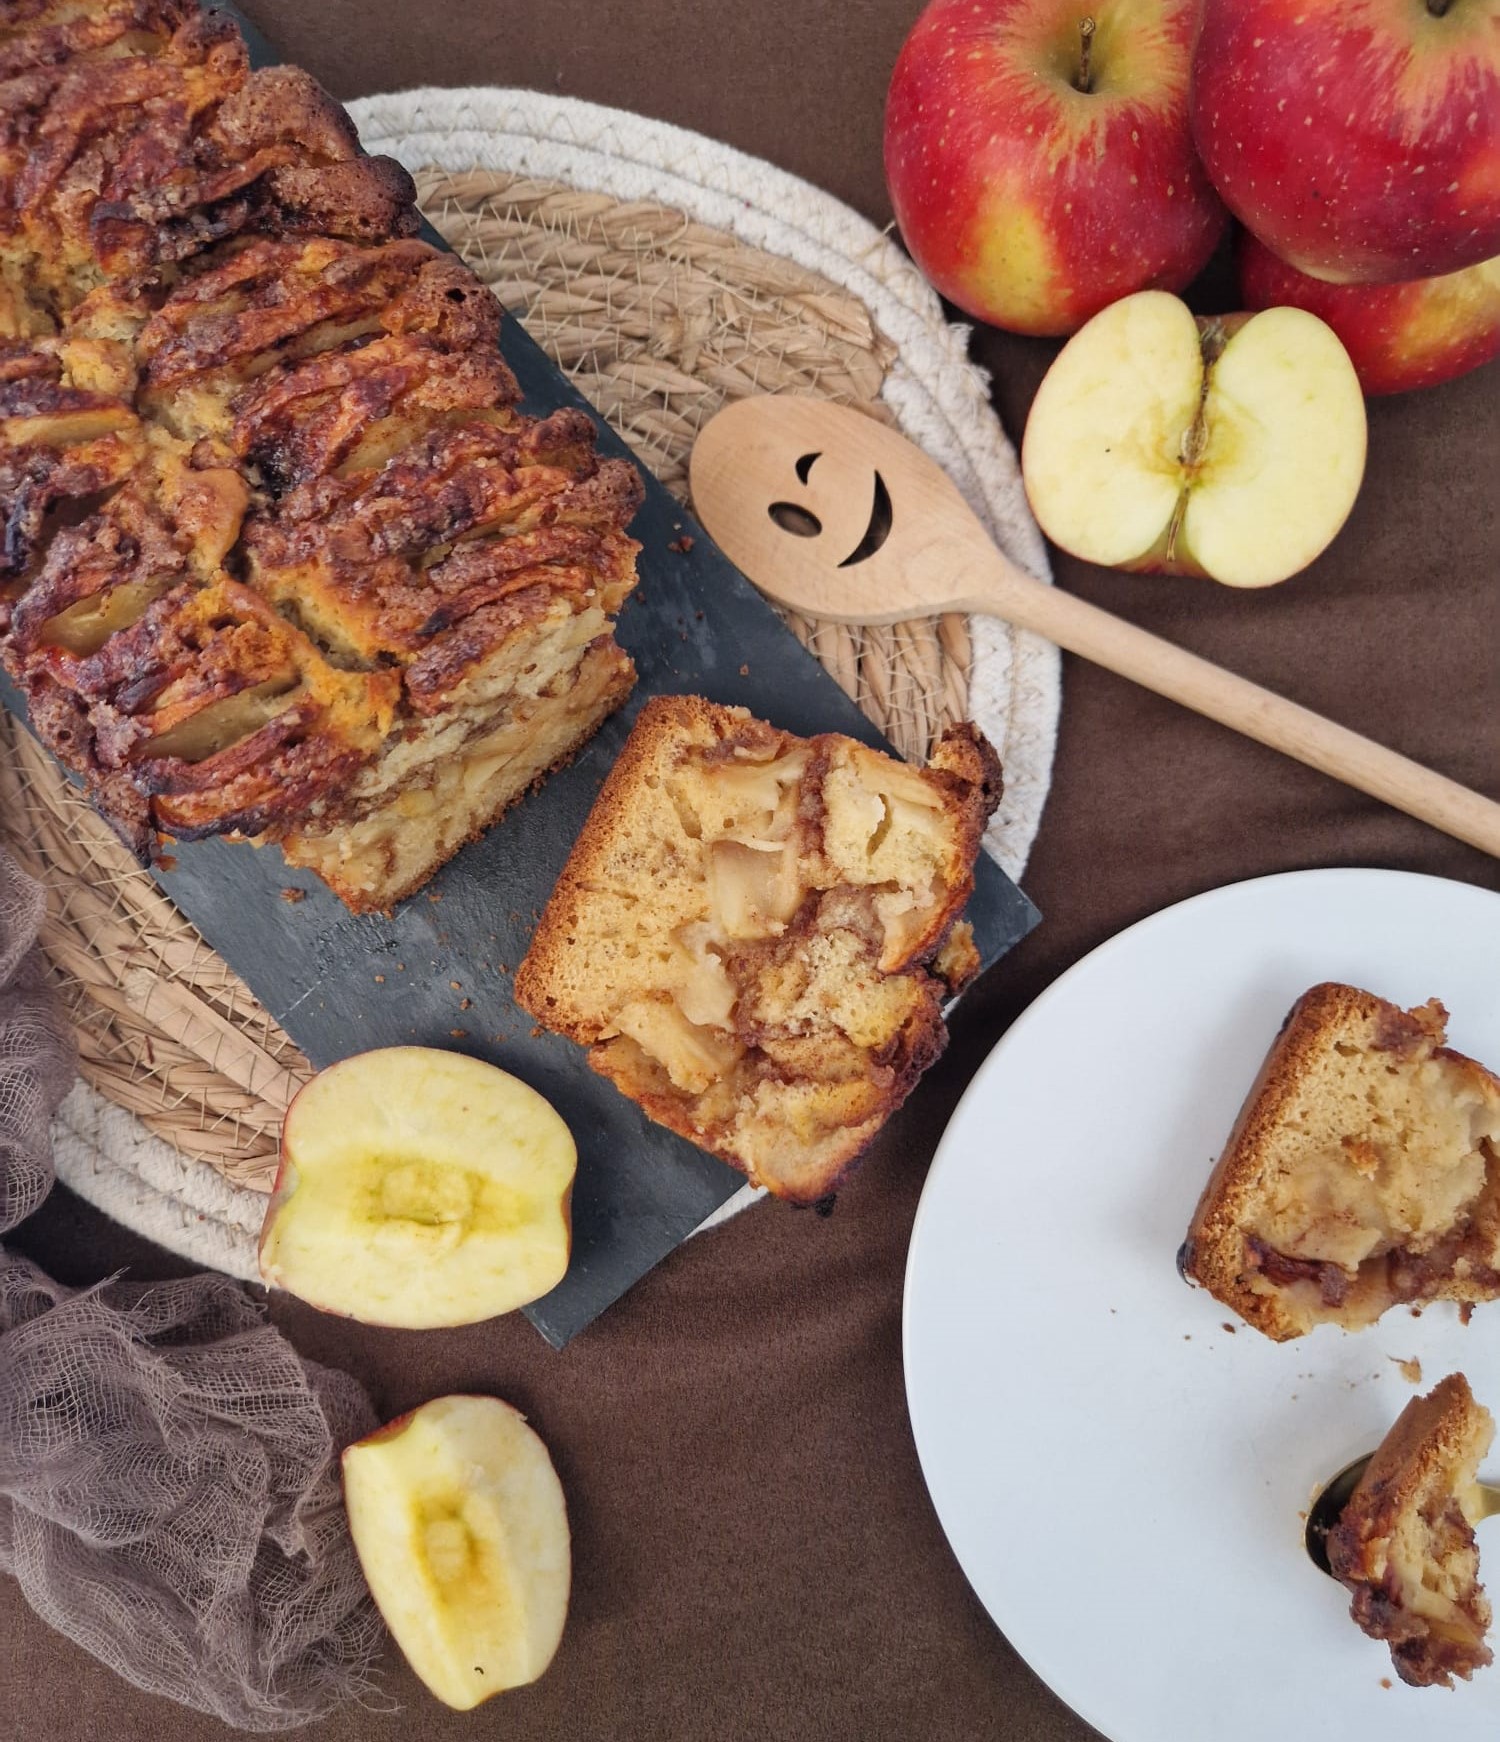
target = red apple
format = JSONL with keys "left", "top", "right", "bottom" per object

{"left": 1193, "top": 0, "right": 1500, "bottom": 286}
{"left": 883, "top": 0, "right": 1226, "bottom": 337}
{"left": 1239, "top": 231, "right": 1500, "bottom": 394}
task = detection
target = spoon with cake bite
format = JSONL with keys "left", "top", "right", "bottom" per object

{"left": 1305, "top": 1451, "right": 1500, "bottom": 1579}
{"left": 1305, "top": 1376, "right": 1498, "bottom": 1687}
{"left": 688, "top": 396, "right": 1500, "bottom": 861}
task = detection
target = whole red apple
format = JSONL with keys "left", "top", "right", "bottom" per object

{"left": 883, "top": 0, "right": 1226, "bottom": 337}
{"left": 1193, "top": 0, "right": 1500, "bottom": 286}
{"left": 1239, "top": 231, "right": 1500, "bottom": 394}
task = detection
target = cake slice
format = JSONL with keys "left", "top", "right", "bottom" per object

{"left": 1328, "top": 1373, "right": 1494, "bottom": 1688}
{"left": 513, "top": 696, "right": 1002, "bottom": 1202}
{"left": 1181, "top": 984, "right": 1500, "bottom": 1340}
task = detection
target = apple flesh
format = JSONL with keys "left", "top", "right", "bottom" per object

{"left": 884, "top": 0, "right": 1225, "bottom": 336}
{"left": 1193, "top": 0, "right": 1500, "bottom": 285}
{"left": 258, "top": 1046, "right": 574, "bottom": 1328}
{"left": 1240, "top": 232, "right": 1500, "bottom": 396}
{"left": 343, "top": 1395, "right": 570, "bottom": 1711}
{"left": 1021, "top": 290, "right": 1367, "bottom": 587}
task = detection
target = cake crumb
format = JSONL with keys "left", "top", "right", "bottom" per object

{"left": 449, "top": 1029, "right": 468, "bottom": 1039}
{"left": 1221, "top": 1322, "right": 1237, "bottom": 1334}
{"left": 373, "top": 974, "right": 384, "bottom": 984}
{"left": 1393, "top": 1356, "right": 1423, "bottom": 1384}
{"left": 280, "top": 887, "right": 305, "bottom": 904}
{"left": 668, "top": 535, "right": 694, "bottom": 554}
{"left": 450, "top": 980, "right": 462, "bottom": 990}
{"left": 460, "top": 998, "right": 472, "bottom": 1010}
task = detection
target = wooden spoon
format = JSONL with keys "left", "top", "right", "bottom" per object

{"left": 688, "top": 395, "right": 1500, "bottom": 860}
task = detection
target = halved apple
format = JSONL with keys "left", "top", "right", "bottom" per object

{"left": 258, "top": 1046, "right": 574, "bottom": 1327}
{"left": 343, "top": 1394, "right": 570, "bottom": 1710}
{"left": 1021, "top": 289, "right": 1367, "bottom": 588}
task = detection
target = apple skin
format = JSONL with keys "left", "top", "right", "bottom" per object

{"left": 1239, "top": 231, "right": 1500, "bottom": 395}
{"left": 883, "top": 0, "right": 1226, "bottom": 337}
{"left": 1193, "top": 0, "right": 1500, "bottom": 286}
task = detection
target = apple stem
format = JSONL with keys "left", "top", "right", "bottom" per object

{"left": 1075, "top": 16, "right": 1096, "bottom": 94}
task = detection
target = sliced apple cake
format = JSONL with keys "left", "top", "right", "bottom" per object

{"left": 513, "top": 696, "right": 1002, "bottom": 1201}
{"left": 0, "top": 0, "right": 642, "bottom": 910}
{"left": 1181, "top": 983, "right": 1500, "bottom": 1340}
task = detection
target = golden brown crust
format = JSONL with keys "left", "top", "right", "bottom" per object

{"left": 1328, "top": 1374, "right": 1495, "bottom": 1688}
{"left": 1181, "top": 984, "right": 1500, "bottom": 1341}
{"left": 0, "top": 0, "right": 198, "bottom": 80}
{"left": 0, "top": 0, "right": 641, "bottom": 908}
{"left": 515, "top": 696, "right": 1001, "bottom": 1201}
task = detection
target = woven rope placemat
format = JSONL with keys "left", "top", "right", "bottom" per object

{"left": 1, "top": 92, "right": 1059, "bottom": 1274}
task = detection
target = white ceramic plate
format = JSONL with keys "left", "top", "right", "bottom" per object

{"left": 905, "top": 869, "right": 1500, "bottom": 1741}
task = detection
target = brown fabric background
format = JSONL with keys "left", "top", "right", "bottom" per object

{"left": 5, "top": 3, "right": 1498, "bottom": 1736}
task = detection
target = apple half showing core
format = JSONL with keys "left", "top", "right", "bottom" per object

{"left": 1021, "top": 290, "right": 1367, "bottom": 589}
{"left": 258, "top": 1047, "right": 575, "bottom": 1327}
{"left": 343, "top": 1395, "right": 571, "bottom": 1710}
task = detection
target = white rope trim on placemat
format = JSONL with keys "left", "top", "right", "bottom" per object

{"left": 48, "top": 87, "right": 1059, "bottom": 1273}
{"left": 348, "top": 86, "right": 1060, "bottom": 883}
{"left": 52, "top": 1082, "right": 264, "bottom": 1281}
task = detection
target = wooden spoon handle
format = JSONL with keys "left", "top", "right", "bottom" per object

{"left": 962, "top": 560, "right": 1500, "bottom": 859}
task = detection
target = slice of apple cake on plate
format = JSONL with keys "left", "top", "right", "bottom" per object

{"left": 1181, "top": 982, "right": 1500, "bottom": 1340}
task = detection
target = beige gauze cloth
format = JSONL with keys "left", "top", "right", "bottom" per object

{"left": 0, "top": 846, "right": 386, "bottom": 1729}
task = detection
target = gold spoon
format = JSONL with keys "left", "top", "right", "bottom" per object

{"left": 688, "top": 395, "right": 1500, "bottom": 860}
{"left": 1305, "top": 1452, "right": 1500, "bottom": 1578}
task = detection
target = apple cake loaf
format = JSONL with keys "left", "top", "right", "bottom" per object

{"left": 0, "top": 0, "right": 642, "bottom": 910}
{"left": 513, "top": 696, "right": 1002, "bottom": 1202}
{"left": 1328, "top": 1373, "right": 1495, "bottom": 1689}
{"left": 1180, "top": 984, "right": 1500, "bottom": 1341}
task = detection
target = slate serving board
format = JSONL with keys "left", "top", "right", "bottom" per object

{"left": 2, "top": 4, "right": 1040, "bottom": 1345}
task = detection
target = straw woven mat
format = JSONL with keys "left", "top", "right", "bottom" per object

{"left": 0, "top": 91, "right": 1060, "bottom": 1276}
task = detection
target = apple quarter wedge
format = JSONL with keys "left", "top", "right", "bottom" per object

{"left": 343, "top": 1394, "right": 571, "bottom": 1710}
{"left": 1021, "top": 289, "right": 1367, "bottom": 589}
{"left": 259, "top": 1046, "right": 575, "bottom": 1327}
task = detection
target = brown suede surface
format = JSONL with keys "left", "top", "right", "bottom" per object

{"left": 5, "top": 3, "right": 1498, "bottom": 1737}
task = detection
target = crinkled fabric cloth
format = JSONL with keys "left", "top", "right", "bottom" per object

{"left": 0, "top": 849, "right": 384, "bottom": 1730}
